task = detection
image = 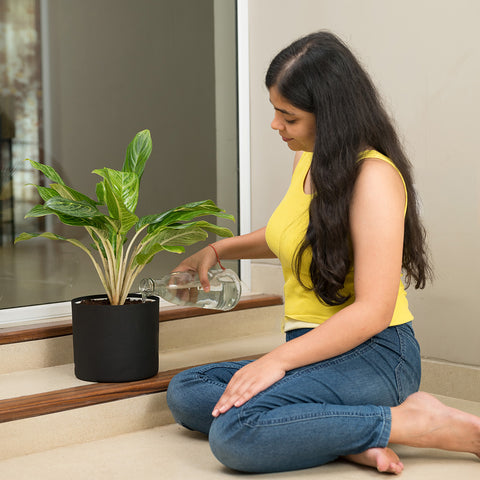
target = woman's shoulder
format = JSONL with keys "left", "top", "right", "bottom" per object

{"left": 355, "top": 150, "right": 408, "bottom": 215}
{"left": 357, "top": 151, "right": 404, "bottom": 190}
{"left": 359, "top": 149, "right": 396, "bottom": 169}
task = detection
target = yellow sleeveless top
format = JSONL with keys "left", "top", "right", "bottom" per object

{"left": 265, "top": 150, "right": 413, "bottom": 332}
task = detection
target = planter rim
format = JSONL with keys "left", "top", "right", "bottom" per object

{"left": 71, "top": 293, "right": 158, "bottom": 305}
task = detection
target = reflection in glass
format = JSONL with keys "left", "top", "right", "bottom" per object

{"left": 0, "top": 0, "right": 43, "bottom": 245}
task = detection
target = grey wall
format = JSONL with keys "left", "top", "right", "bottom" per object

{"left": 47, "top": 0, "right": 216, "bottom": 214}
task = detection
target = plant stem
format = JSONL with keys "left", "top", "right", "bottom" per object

{"left": 124, "top": 226, "right": 147, "bottom": 264}
{"left": 114, "top": 233, "right": 125, "bottom": 303}
{"left": 119, "top": 262, "right": 146, "bottom": 305}
{"left": 87, "top": 227, "right": 114, "bottom": 302}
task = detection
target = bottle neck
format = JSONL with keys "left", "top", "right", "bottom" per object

{"left": 139, "top": 278, "right": 155, "bottom": 296}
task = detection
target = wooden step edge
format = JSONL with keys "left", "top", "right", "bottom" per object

{"left": 0, "top": 354, "right": 263, "bottom": 424}
{"left": 0, "top": 294, "right": 283, "bottom": 345}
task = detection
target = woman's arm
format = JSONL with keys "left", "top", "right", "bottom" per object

{"left": 174, "top": 227, "right": 276, "bottom": 290}
{"left": 212, "top": 157, "right": 407, "bottom": 416}
{"left": 212, "top": 227, "right": 277, "bottom": 260}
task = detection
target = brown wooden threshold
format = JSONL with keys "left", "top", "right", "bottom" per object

{"left": 0, "top": 354, "right": 263, "bottom": 424}
{"left": 0, "top": 294, "right": 283, "bottom": 345}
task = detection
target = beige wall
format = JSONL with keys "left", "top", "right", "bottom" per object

{"left": 248, "top": 0, "right": 480, "bottom": 366}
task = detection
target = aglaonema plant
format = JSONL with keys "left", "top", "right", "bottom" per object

{"left": 15, "top": 129, "right": 234, "bottom": 305}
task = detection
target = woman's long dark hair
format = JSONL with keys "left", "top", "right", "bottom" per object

{"left": 266, "top": 31, "right": 432, "bottom": 306}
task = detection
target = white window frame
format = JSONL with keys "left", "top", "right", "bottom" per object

{"left": 237, "top": 0, "right": 252, "bottom": 290}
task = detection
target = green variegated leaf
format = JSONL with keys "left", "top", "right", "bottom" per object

{"left": 91, "top": 170, "right": 139, "bottom": 235}
{"left": 14, "top": 231, "right": 88, "bottom": 253}
{"left": 137, "top": 199, "right": 234, "bottom": 231}
{"left": 33, "top": 198, "right": 108, "bottom": 227}
{"left": 140, "top": 208, "right": 234, "bottom": 232}
{"left": 162, "top": 245, "right": 185, "bottom": 253}
{"left": 50, "top": 184, "right": 99, "bottom": 206}
{"left": 93, "top": 168, "right": 139, "bottom": 213}
{"left": 146, "top": 224, "right": 209, "bottom": 247}
{"left": 147, "top": 220, "right": 233, "bottom": 241}
{"left": 95, "top": 181, "right": 106, "bottom": 205}
{"left": 133, "top": 244, "right": 184, "bottom": 266}
{"left": 122, "top": 129, "right": 152, "bottom": 180}
{"left": 14, "top": 231, "right": 59, "bottom": 243}
{"left": 25, "top": 204, "right": 55, "bottom": 218}
{"left": 116, "top": 203, "right": 139, "bottom": 235}
{"left": 136, "top": 213, "right": 164, "bottom": 231}
{"left": 184, "top": 221, "right": 234, "bottom": 238}
{"left": 94, "top": 180, "right": 117, "bottom": 219}
{"left": 28, "top": 185, "right": 60, "bottom": 202}
{"left": 179, "top": 200, "right": 220, "bottom": 210}
{"left": 52, "top": 212, "right": 106, "bottom": 227}
{"left": 26, "top": 159, "right": 66, "bottom": 185}
{"left": 25, "top": 202, "right": 106, "bottom": 227}
{"left": 133, "top": 244, "right": 166, "bottom": 266}
{"left": 45, "top": 197, "right": 104, "bottom": 218}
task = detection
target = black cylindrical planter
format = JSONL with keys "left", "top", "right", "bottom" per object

{"left": 71, "top": 294, "right": 159, "bottom": 382}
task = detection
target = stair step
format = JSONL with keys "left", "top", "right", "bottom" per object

{"left": 0, "top": 392, "right": 172, "bottom": 461}
{"left": 1, "top": 396, "right": 479, "bottom": 479}
{"left": 0, "top": 333, "right": 280, "bottom": 461}
{"left": 0, "top": 354, "right": 262, "bottom": 424}
{"left": 0, "top": 295, "right": 284, "bottom": 461}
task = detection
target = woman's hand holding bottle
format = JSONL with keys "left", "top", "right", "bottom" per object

{"left": 172, "top": 244, "right": 219, "bottom": 292}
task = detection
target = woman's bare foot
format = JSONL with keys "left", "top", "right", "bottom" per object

{"left": 344, "top": 447, "right": 404, "bottom": 474}
{"left": 390, "top": 392, "right": 480, "bottom": 457}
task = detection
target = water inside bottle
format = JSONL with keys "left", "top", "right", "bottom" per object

{"left": 158, "top": 276, "right": 239, "bottom": 310}
{"left": 138, "top": 270, "right": 241, "bottom": 311}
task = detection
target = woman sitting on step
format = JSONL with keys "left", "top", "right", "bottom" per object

{"left": 166, "top": 31, "right": 480, "bottom": 474}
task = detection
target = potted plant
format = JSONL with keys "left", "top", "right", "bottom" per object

{"left": 15, "top": 129, "right": 234, "bottom": 382}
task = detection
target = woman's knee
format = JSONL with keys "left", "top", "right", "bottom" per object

{"left": 209, "top": 413, "right": 259, "bottom": 472}
{"left": 208, "top": 410, "right": 286, "bottom": 473}
{"left": 167, "top": 367, "right": 225, "bottom": 435}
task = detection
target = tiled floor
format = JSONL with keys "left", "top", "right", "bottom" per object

{"left": 0, "top": 396, "right": 478, "bottom": 480}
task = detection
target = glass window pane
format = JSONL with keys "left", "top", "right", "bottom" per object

{"left": 0, "top": 0, "right": 238, "bottom": 310}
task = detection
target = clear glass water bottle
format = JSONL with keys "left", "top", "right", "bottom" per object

{"left": 138, "top": 268, "right": 241, "bottom": 311}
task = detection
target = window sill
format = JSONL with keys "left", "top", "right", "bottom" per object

{"left": 0, "top": 294, "right": 283, "bottom": 345}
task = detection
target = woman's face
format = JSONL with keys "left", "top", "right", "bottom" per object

{"left": 269, "top": 86, "right": 316, "bottom": 152}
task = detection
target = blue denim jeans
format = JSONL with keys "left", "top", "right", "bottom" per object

{"left": 166, "top": 322, "right": 421, "bottom": 473}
